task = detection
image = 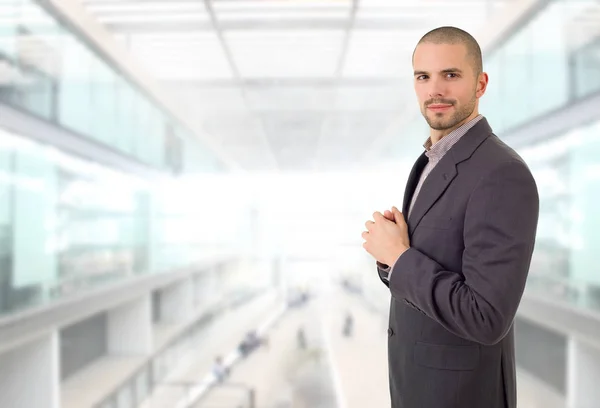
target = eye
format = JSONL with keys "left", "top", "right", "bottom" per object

{"left": 416, "top": 75, "right": 428, "bottom": 81}
{"left": 446, "top": 73, "right": 459, "bottom": 78}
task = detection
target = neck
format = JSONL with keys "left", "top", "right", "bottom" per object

{"left": 430, "top": 110, "right": 479, "bottom": 145}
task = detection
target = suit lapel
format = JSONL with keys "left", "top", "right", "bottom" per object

{"left": 407, "top": 159, "right": 457, "bottom": 234}
{"left": 405, "top": 117, "right": 494, "bottom": 235}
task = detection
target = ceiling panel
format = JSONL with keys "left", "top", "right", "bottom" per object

{"left": 356, "top": 0, "right": 509, "bottom": 36}
{"left": 225, "top": 30, "right": 345, "bottom": 78}
{"left": 360, "top": 0, "right": 509, "bottom": 8}
{"left": 84, "top": 1, "right": 207, "bottom": 13}
{"left": 128, "top": 32, "right": 234, "bottom": 80}
{"left": 244, "top": 85, "right": 336, "bottom": 112}
{"left": 216, "top": 10, "right": 350, "bottom": 21}
{"left": 212, "top": 0, "right": 352, "bottom": 12}
{"left": 96, "top": 13, "right": 210, "bottom": 24}
{"left": 164, "top": 83, "right": 248, "bottom": 112}
{"left": 80, "top": 0, "right": 521, "bottom": 171}
{"left": 342, "top": 30, "right": 420, "bottom": 78}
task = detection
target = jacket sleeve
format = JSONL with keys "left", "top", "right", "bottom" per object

{"left": 376, "top": 261, "right": 390, "bottom": 287}
{"left": 388, "top": 160, "right": 539, "bottom": 345}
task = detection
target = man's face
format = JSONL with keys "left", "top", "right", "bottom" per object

{"left": 412, "top": 42, "right": 483, "bottom": 131}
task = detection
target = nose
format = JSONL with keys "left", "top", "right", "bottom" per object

{"left": 427, "top": 77, "right": 445, "bottom": 99}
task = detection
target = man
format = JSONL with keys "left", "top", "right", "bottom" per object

{"left": 361, "top": 26, "right": 539, "bottom": 408}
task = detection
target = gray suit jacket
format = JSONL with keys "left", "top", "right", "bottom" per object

{"left": 378, "top": 118, "right": 539, "bottom": 408}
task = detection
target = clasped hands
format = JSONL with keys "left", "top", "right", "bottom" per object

{"left": 362, "top": 206, "right": 410, "bottom": 267}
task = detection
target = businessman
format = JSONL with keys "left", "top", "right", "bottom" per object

{"left": 362, "top": 26, "right": 539, "bottom": 408}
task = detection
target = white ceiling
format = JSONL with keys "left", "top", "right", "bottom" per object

{"left": 81, "top": 0, "right": 515, "bottom": 171}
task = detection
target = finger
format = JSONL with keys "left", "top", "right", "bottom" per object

{"left": 361, "top": 231, "right": 369, "bottom": 240}
{"left": 372, "top": 211, "right": 384, "bottom": 221}
{"left": 392, "top": 207, "right": 406, "bottom": 224}
{"left": 365, "top": 220, "right": 374, "bottom": 231}
{"left": 383, "top": 210, "right": 394, "bottom": 221}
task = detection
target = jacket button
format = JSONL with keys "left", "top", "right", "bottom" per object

{"left": 388, "top": 328, "right": 394, "bottom": 337}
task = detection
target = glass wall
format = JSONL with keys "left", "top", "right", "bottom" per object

{"left": 519, "top": 118, "right": 600, "bottom": 311}
{"left": 0, "top": 126, "right": 239, "bottom": 317}
{"left": 572, "top": 33, "right": 600, "bottom": 100}
{"left": 0, "top": 0, "right": 222, "bottom": 173}
{"left": 481, "top": 0, "right": 600, "bottom": 133}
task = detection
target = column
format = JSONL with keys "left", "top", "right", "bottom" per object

{"left": 159, "top": 277, "right": 193, "bottom": 323}
{"left": 107, "top": 294, "right": 152, "bottom": 355}
{"left": 567, "top": 337, "right": 600, "bottom": 408}
{"left": 0, "top": 332, "right": 59, "bottom": 408}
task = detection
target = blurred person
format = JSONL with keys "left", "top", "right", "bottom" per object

{"left": 212, "top": 356, "right": 229, "bottom": 383}
{"left": 238, "top": 330, "right": 257, "bottom": 357}
{"left": 361, "top": 26, "right": 539, "bottom": 408}
{"left": 296, "top": 326, "right": 307, "bottom": 349}
{"left": 342, "top": 312, "right": 353, "bottom": 337}
{"left": 239, "top": 330, "right": 268, "bottom": 357}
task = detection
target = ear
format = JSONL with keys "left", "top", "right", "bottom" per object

{"left": 476, "top": 72, "right": 489, "bottom": 98}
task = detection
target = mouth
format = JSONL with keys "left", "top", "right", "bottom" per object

{"left": 427, "top": 104, "right": 453, "bottom": 112}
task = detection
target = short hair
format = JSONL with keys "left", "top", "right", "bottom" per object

{"left": 413, "top": 26, "right": 483, "bottom": 75}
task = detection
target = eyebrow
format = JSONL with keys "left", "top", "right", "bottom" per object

{"left": 414, "top": 68, "right": 464, "bottom": 76}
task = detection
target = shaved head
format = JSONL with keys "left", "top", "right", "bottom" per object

{"left": 413, "top": 26, "right": 482, "bottom": 75}
{"left": 411, "top": 26, "right": 489, "bottom": 139}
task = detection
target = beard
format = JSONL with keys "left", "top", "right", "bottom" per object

{"left": 421, "top": 95, "right": 476, "bottom": 131}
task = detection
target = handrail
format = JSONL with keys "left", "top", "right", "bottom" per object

{"left": 163, "top": 381, "right": 255, "bottom": 408}
{"left": 175, "top": 303, "right": 288, "bottom": 408}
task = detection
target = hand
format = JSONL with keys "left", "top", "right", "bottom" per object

{"left": 362, "top": 206, "right": 410, "bottom": 266}
{"left": 383, "top": 209, "right": 395, "bottom": 222}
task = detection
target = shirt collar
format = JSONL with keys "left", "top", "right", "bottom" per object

{"left": 423, "top": 115, "right": 483, "bottom": 160}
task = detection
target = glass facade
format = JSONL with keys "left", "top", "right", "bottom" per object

{"left": 0, "top": 0, "right": 223, "bottom": 173}
{"left": 0, "top": 126, "right": 150, "bottom": 314}
{"left": 481, "top": 0, "right": 600, "bottom": 133}
{"left": 572, "top": 32, "right": 600, "bottom": 101}
{"left": 0, "top": 0, "right": 234, "bottom": 317}
{"left": 520, "top": 118, "right": 600, "bottom": 310}
{"left": 0, "top": 126, "right": 239, "bottom": 317}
